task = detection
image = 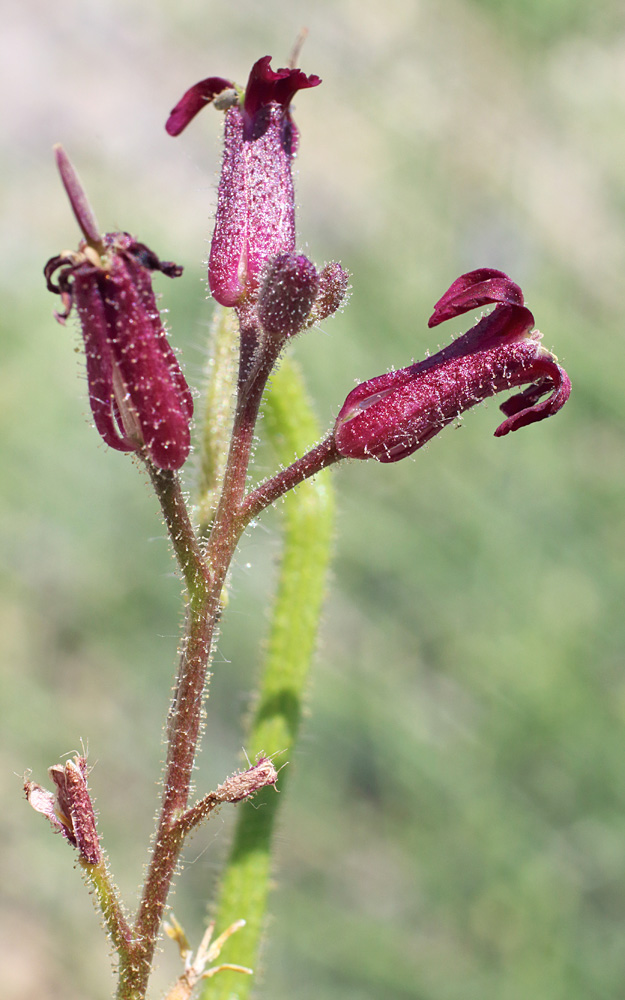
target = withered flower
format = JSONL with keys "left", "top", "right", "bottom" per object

{"left": 44, "top": 146, "right": 193, "bottom": 470}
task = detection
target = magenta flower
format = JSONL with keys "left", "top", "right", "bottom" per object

{"left": 334, "top": 269, "right": 571, "bottom": 463}
{"left": 166, "top": 56, "right": 320, "bottom": 307}
{"left": 44, "top": 147, "right": 193, "bottom": 470}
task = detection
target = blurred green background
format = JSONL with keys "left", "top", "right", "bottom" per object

{"left": 2, "top": 1, "right": 625, "bottom": 997}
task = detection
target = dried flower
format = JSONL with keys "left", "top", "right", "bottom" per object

{"left": 216, "top": 757, "right": 278, "bottom": 804}
{"left": 44, "top": 146, "right": 193, "bottom": 470}
{"left": 166, "top": 56, "right": 320, "bottom": 307}
{"left": 334, "top": 269, "right": 571, "bottom": 463}
{"left": 25, "top": 755, "right": 101, "bottom": 865}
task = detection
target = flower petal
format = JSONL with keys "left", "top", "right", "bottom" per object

{"left": 166, "top": 76, "right": 234, "bottom": 136}
{"left": 495, "top": 354, "right": 571, "bottom": 436}
{"left": 243, "top": 55, "right": 321, "bottom": 121}
{"left": 73, "top": 268, "right": 136, "bottom": 453}
{"left": 428, "top": 268, "right": 525, "bottom": 328}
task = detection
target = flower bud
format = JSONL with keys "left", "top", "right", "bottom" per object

{"left": 308, "top": 261, "right": 350, "bottom": 324}
{"left": 216, "top": 757, "right": 278, "bottom": 804}
{"left": 257, "top": 253, "right": 319, "bottom": 338}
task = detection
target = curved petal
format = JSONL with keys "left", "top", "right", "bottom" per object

{"left": 243, "top": 55, "right": 321, "bottom": 120}
{"left": 495, "top": 356, "right": 571, "bottom": 436}
{"left": 166, "top": 76, "right": 234, "bottom": 136}
{"left": 428, "top": 268, "right": 525, "bottom": 328}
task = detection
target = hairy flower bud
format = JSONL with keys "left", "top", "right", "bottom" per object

{"left": 308, "top": 261, "right": 350, "bottom": 324}
{"left": 257, "top": 253, "right": 319, "bottom": 338}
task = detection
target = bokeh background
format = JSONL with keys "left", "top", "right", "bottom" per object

{"left": 2, "top": 1, "right": 625, "bottom": 997}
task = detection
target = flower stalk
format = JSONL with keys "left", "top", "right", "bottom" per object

{"left": 30, "top": 44, "right": 572, "bottom": 1000}
{"left": 201, "top": 358, "right": 335, "bottom": 1000}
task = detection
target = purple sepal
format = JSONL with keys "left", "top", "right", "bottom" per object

{"left": 208, "top": 104, "right": 297, "bottom": 306}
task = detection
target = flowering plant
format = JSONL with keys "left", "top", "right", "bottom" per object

{"left": 26, "top": 51, "right": 570, "bottom": 1000}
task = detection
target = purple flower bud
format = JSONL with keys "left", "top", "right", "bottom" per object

{"left": 257, "top": 253, "right": 319, "bottom": 337}
{"left": 45, "top": 148, "right": 193, "bottom": 470}
{"left": 309, "top": 262, "right": 350, "bottom": 323}
{"left": 25, "top": 755, "right": 101, "bottom": 865}
{"left": 166, "top": 56, "right": 321, "bottom": 307}
{"left": 334, "top": 270, "right": 571, "bottom": 463}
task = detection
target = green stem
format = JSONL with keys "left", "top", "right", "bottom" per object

{"left": 80, "top": 858, "right": 133, "bottom": 954}
{"left": 144, "top": 463, "right": 212, "bottom": 596}
{"left": 196, "top": 307, "right": 239, "bottom": 533}
{"left": 201, "top": 357, "right": 335, "bottom": 1000}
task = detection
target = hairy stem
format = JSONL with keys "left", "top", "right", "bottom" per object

{"left": 144, "top": 463, "right": 212, "bottom": 595}
{"left": 201, "top": 357, "right": 335, "bottom": 1000}
{"left": 117, "top": 316, "right": 281, "bottom": 998}
{"left": 240, "top": 433, "right": 341, "bottom": 522}
{"left": 81, "top": 858, "right": 133, "bottom": 954}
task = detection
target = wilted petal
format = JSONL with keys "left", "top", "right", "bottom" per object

{"left": 45, "top": 150, "right": 193, "bottom": 470}
{"left": 24, "top": 779, "right": 66, "bottom": 836}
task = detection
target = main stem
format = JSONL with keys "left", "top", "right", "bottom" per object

{"left": 116, "top": 324, "right": 282, "bottom": 999}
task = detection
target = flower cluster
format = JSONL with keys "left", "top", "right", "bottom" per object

{"left": 44, "top": 57, "right": 570, "bottom": 476}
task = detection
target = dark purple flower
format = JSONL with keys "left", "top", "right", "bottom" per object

{"left": 166, "top": 56, "right": 321, "bottom": 307}
{"left": 334, "top": 269, "right": 571, "bottom": 463}
{"left": 45, "top": 147, "right": 193, "bottom": 470}
{"left": 25, "top": 755, "right": 101, "bottom": 865}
